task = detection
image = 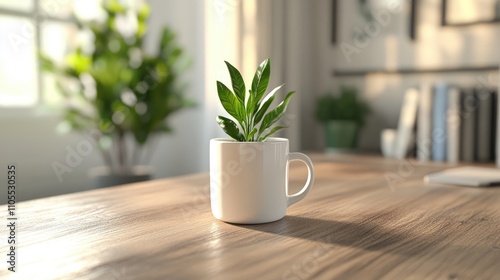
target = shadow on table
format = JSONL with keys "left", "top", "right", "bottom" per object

{"left": 236, "top": 215, "right": 427, "bottom": 255}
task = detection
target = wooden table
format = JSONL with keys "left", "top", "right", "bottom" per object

{"left": 1, "top": 154, "right": 500, "bottom": 279}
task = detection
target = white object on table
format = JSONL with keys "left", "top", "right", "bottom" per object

{"left": 425, "top": 166, "right": 500, "bottom": 187}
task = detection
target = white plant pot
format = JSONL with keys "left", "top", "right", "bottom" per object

{"left": 209, "top": 137, "right": 314, "bottom": 224}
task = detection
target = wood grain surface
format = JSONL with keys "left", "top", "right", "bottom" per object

{"left": 1, "top": 154, "right": 499, "bottom": 280}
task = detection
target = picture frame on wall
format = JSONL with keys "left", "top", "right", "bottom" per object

{"left": 441, "top": 0, "right": 500, "bottom": 26}
{"left": 409, "top": 0, "right": 417, "bottom": 40}
{"left": 332, "top": 0, "right": 338, "bottom": 43}
{"left": 332, "top": 0, "right": 418, "bottom": 44}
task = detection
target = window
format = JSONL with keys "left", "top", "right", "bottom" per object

{"left": 0, "top": 0, "right": 102, "bottom": 107}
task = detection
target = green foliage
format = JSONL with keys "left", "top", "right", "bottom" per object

{"left": 316, "top": 86, "right": 370, "bottom": 126}
{"left": 217, "top": 59, "right": 295, "bottom": 142}
{"left": 40, "top": 0, "right": 194, "bottom": 169}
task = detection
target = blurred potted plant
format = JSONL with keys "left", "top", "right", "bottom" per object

{"left": 316, "top": 86, "right": 370, "bottom": 150}
{"left": 40, "top": 0, "right": 194, "bottom": 187}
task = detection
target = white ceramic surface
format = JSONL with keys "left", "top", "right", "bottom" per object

{"left": 209, "top": 137, "right": 314, "bottom": 224}
{"left": 381, "top": 129, "right": 397, "bottom": 158}
{"left": 381, "top": 129, "right": 415, "bottom": 159}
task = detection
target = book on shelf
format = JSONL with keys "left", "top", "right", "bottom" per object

{"left": 460, "top": 88, "right": 476, "bottom": 162}
{"left": 417, "top": 83, "right": 433, "bottom": 161}
{"left": 446, "top": 87, "right": 461, "bottom": 163}
{"left": 491, "top": 92, "right": 498, "bottom": 162}
{"left": 402, "top": 82, "right": 498, "bottom": 164}
{"left": 431, "top": 83, "right": 448, "bottom": 162}
{"left": 476, "top": 88, "right": 494, "bottom": 162}
{"left": 497, "top": 68, "right": 500, "bottom": 166}
{"left": 394, "top": 88, "right": 419, "bottom": 159}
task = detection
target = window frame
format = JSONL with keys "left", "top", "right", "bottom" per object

{"left": 0, "top": 0, "right": 74, "bottom": 109}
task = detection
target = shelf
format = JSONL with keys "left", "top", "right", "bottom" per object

{"left": 333, "top": 65, "right": 500, "bottom": 77}
{"left": 442, "top": 18, "right": 500, "bottom": 27}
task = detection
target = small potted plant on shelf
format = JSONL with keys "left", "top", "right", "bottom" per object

{"left": 316, "top": 86, "right": 370, "bottom": 150}
{"left": 210, "top": 58, "right": 314, "bottom": 224}
{"left": 40, "top": 1, "right": 194, "bottom": 187}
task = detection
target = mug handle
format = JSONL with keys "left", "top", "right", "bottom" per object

{"left": 287, "top": 152, "right": 314, "bottom": 207}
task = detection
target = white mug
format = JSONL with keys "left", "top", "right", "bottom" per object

{"left": 209, "top": 137, "right": 314, "bottom": 224}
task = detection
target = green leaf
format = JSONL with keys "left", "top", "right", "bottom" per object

{"left": 259, "top": 91, "right": 295, "bottom": 135}
{"left": 138, "top": 3, "right": 150, "bottom": 21}
{"left": 224, "top": 61, "right": 245, "bottom": 104}
{"left": 160, "top": 27, "right": 175, "bottom": 53}
{"left": 217, "top": 116, "right": 243, "bottom": 141}
{"left": 246, "top": 90, "right": 257, "bottom": 116}
{"left": 217, "top": 81, "right": 245, "bottom": 124}
{"left": 104, "top": 0, "right": 126, "bottom": 14}
{"left": 134, "top": 130, "right": 149, "bottom": 144}
{"left": 66, "top": 49, "right": 91, "bottom": 75}
{"left": 251, "top": 59, "right": 270, "bottom": 102}
{"left": 315, "top": 86, "right": 370, "bottom": 126}
{"left": 216, "top": 58, "right": 296, "bottom": 142}
{"left": 254, "top": 84, "right": 283, "bottom": 124}
{"left": 315, "top": 94, "right": 335, "bottom": 123}
{"left": 248, "top": 127, "right": 258, "bottom": 141}
{"left": 260, "top": 126, "right": 286, "bottom": 141}
{"left": 39, "top": 53, "right": 57, "bottom": 72}
{"left": 137, "top": 21, "right": 147, "bottom": 37}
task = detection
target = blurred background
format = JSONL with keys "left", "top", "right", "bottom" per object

{"left": 0, "top": 0, "right": 499, "bottom": 201}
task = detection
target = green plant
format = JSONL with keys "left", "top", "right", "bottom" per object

{"left": 216, "top": 59, "right": 295, "bottom": 142}
{"left": 40, "top": 0, "right": 194, "bottom": 171}
{"left": 316, "top": 86, "right": 370, "bottom": 126}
